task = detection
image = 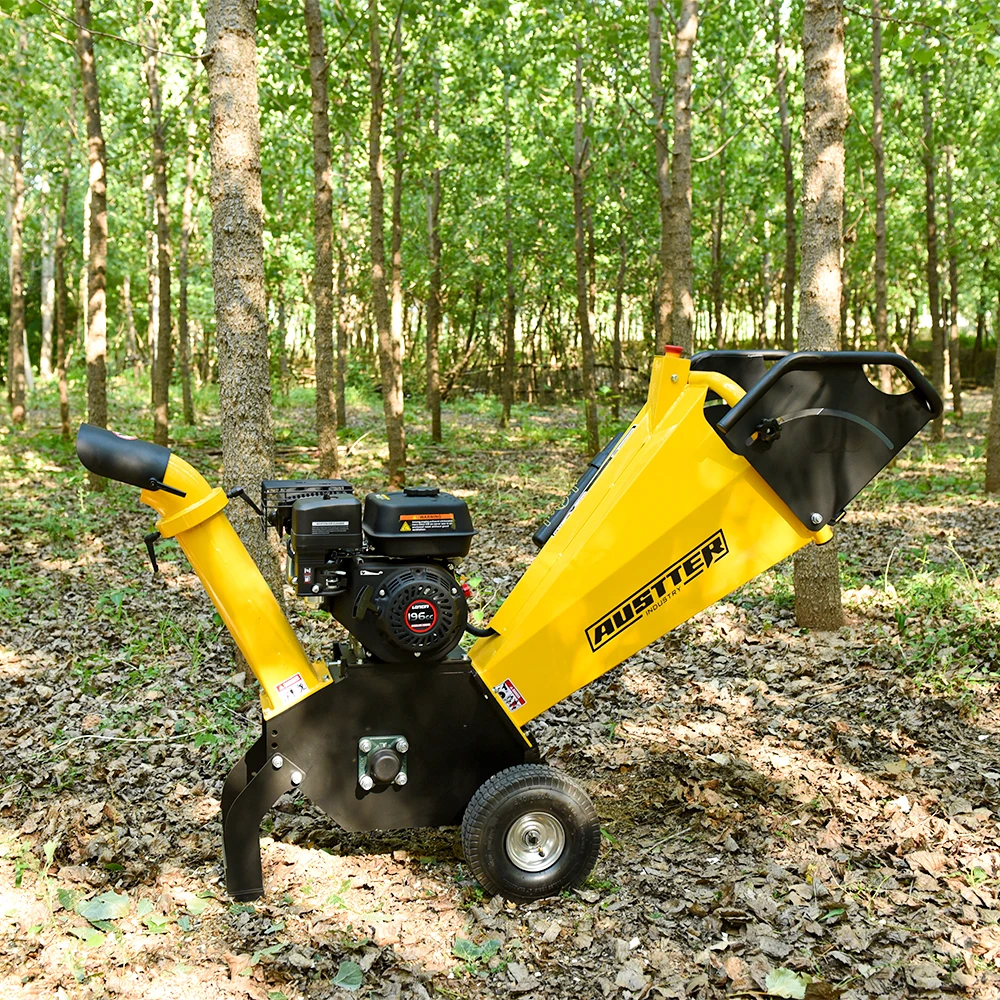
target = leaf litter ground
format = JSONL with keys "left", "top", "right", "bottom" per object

{"left": 1, "top": 383, "right": 999, "bottom": 1000}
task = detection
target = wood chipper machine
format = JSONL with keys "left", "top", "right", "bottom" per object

{"left": 75, "top": 349, "right": 941, "bottom": 902}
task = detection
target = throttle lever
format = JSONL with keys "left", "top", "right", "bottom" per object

{"left": 144, "top": 531, "right": 161, "bottom": 575}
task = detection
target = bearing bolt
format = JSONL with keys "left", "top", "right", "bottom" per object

{"left": 395, "top": 738, "right": 409, "bottom": 753}
{"left": 290, "top": 771, "right": 302, "bottom": 786}
{"left": 358, "top": 738, "right": 372, "bottom": 754}
{"left": 359, "top": 774, "right": 374, "bottom": 791}
{"left": 272, "top": 755, "right": 284, "bottom": 770}
{"left": 394, "top": 772, "right": 408, "bottom": 786}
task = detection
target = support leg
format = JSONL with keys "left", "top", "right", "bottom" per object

{"left": 221, "top": 745, "right": 301, "bottom": 901}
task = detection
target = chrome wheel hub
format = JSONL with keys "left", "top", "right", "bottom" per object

{"left": 505, "top": 811, "right": 566, "bottom": 872}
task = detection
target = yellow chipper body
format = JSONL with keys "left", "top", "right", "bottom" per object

{"left": 76, "top": 349, "right": 940, "bottom": 901}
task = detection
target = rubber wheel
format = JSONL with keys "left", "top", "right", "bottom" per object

{"left": 461, "top": 764, "right": 600, "bottom": 902}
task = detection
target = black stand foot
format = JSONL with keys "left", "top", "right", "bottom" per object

{"left": 221, "top": 735, "right": 303, "bottom": 901}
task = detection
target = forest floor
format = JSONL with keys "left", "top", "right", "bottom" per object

{"left": 2, "top": 375, "right": 1000, "bottom": 1000}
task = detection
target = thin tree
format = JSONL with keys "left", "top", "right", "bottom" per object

{"left": 871, "top": 0, "right": 891, "bottom": 390}
{"left": 666, "top": 0, "right": 698, "bottom": 354}
{"left": 40, "top": 178, "right": 55, "bottom": 381}
{"left": 773, "top": 0, "right": 796, "bottom": 352}
{"left": 75, "top": 0, "right": 108, "bottom": 485}
{"left": 426, "top": 63, "right": 443, "bottom": 443}
{"left": 988, "top": 288, "right": 1000, "bottom": 491}
{"left": 336, "top": 135, "right": 349, "bottom": 428}
{"left": 8, "top": 117, "right": 27, "bottom": 425}
{"left": 648, "top": 0, "right": 671, "bottom": 345}
{"left": 145, "top": 5, "right": 172, "bottom": 446}
{"left": 711, "top": 51, "right": 726, "bottom": 350}
{"left": 792, "top": 0, "right": 847, "bottom": 631}
{"left": 499, "top": 68, "right": 517, "bottom": 427}
{"left": 388, "top": 10, "right": 406, "bottom": 468}
{"left": 305, "top": 0, "right": 339, "bottom": 475}
{"left": 368, "top": 0, "right": 405, "bottom": 485}
{"left": 944, "top": 144, "right": 962, "bottom": 418}
{"left": 177, "top": 81, "right": 197, "bottom": 424}
{"left": 921, "top": 65, "right": 945, "bottom": 441}
{"left": 204, "top": 0, "right": 283, "bottom": 594}
{"left": 573, "top": 43, "right": 599, "bottom": 453}
{"left": 56, "top": 131, "right": 72, "bottom": 439}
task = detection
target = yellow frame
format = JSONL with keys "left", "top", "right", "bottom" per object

{"left": 469, "top": 353, "right": 830, "bottom": 732}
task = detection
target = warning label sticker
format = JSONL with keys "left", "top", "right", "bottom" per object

{"left": 493, "top": 679, "right": 526, "bottom": 713}
{"left": 399, "top": 513, "right": 455, "bottom": 532}
{"left": 276, "top": 672, "right": 308, "bottom": 704}
{"left": 311, "top": 520, "right": 350, "bottom": 534}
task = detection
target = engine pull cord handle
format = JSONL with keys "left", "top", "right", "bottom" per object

{"left": 144, "top": 531, "right": 161, "bottom": 575}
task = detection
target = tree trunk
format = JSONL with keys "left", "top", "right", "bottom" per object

{"left": 921, "top": 68, "right": 945, "bottom": 441}
{"left": 793, "top": 0, "right": 847, "bottom": 631}
{"left": 144, "top": 172, "right": 158, "bottom": 400}
{"left": 76, "top": 0, "right": 108, "bottom": 484}
{"left": 204, "top": 0, "right": 283, "bottom": 595}
{"left": 648, "top": 0, "right": 671, "bottom": 346}
{"left": 773, "top": 0, "right": 796, "bottom": 352}
{"left": 40, "top": 182, "right": 55, "bottom": 381}
{"left": 178, "top": 84, "right": 197, "bottom": 424}
{"left": 871, "top": 0, "right": 891, "bottom": 391}
{"left": 666, "top": 0, "right": 698, "bottom": 355}
{"left": 500, "top": 72, "right": 516, "bottom": 426}
{"left": 944, "top": 144, "right": 962, "bottom": 418}
{"left": 123, "top": 273, "right": 139, "bottom": 362}
{"left": 973, "top": 264, "right": 986, "bottom": 385}
{"left": 336, "top": 133, "right": 350, "bottom": 428}
{"left": 369, "top": 0, "right": 405, "bottom": 486}
{"left": 145, "top": 12, "right": 172, "bottom": 446}
{"left": 988, "top": 290, "right": 1000, "bottom": 492}
{"left": 612, "top": 231, "right": 625, "bottom": 420}
{"left": 425, "top": 60, "right": 442, "bottom": 443}
{"left": 426, "top": 162, "right": 442, "bottom": 443}
{"left": 573, "top": 47, "right": 599, "bottom": 454}
{"left": 8, "top": 117, "right": 27, "bottom": 425}
{"left": 711, "top": 56, "right": 726, "bottom": 351}
{"left": 56, "top": 137, "right": 71, "bottom": 439}
{"left": 305, "top": 0, "right": 339, "bottom": 476}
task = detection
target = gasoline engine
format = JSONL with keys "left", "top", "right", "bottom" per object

{"left": 264, "top": 480, "right": 476, "bottom": 664}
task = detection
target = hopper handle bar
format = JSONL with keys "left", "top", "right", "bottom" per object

{"left": 714, "top": 352, "right": 942, "bottom": 437}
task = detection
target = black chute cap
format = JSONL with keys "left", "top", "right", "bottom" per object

{"left": 76, "top": 424, "right": 171, "bottom": 490}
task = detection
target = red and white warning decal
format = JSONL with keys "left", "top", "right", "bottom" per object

{"left": 404, "top": 599, "right": 438, "bottom": 633}
{"left": 493, "top": 678, "right": 526, "bottom": 712}
{"left": 276, "top": 672, "right": 308, "bottom": 704}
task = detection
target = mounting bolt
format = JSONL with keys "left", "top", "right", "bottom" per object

{"left": 394, "top": 772, "right": 408, "bottom": 786}
{"left": 312, "top": 584, "right": 321, "bottom": 594}
{"left": 359, "top": 774, "right": 374, "bottom": 791}
{"left": 290, "top": 771, "right": 302, "bottom": 786}
{"left": 451, "top": 588, "right": 458, "bottom": 595}
{"left": 395, "top": 738, "right": 409, "bottom": 753}
{"left": 358, "top": 738, "right": 372, "bottom": 754}
{"left": 379, "top": 590, "right": 386, "bottom": 597}
{"left": 810, "top": 512, "right": 823, "bottom": 526}
{"left": 671, "top": 373, "right": 679, "bottom": 383}
{"left": 272, "top": 755, "right": 284, "bottom": 770}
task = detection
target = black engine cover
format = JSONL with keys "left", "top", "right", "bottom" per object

{"left": 330, "top": 559, "right": 467, "bottom": 663}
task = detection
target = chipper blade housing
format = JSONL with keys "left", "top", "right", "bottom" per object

{"left": 471, "top": 350, "right": 940, "bottom": 727}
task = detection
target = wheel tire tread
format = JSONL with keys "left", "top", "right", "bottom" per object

{"left": 462, "top": 764, "right": 599, "bottom": 902}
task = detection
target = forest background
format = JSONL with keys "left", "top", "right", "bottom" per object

{"left": 3, "top": 2, "right": 1000, "bottom": 997}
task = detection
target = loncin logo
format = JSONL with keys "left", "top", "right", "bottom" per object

{"left": 586, "top": 529, "right": 729, "bottom": 651}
